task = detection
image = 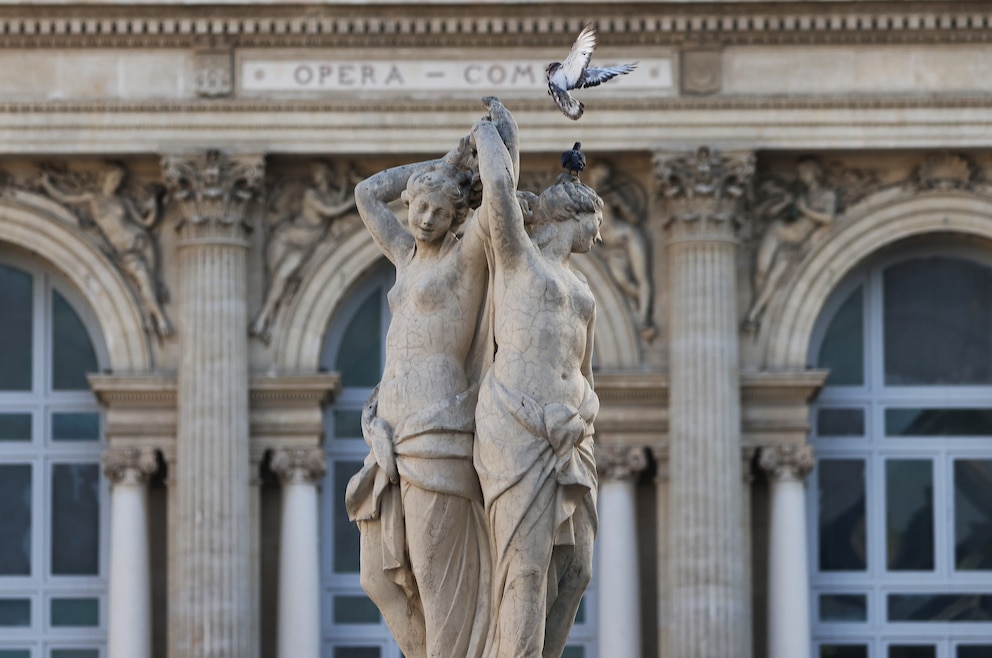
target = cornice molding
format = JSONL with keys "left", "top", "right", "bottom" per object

{"left": 2, "top": 94, "right": 992, "bottom": 116}
{"left": 0, "top": 4, "right": 988, "bottom": 49}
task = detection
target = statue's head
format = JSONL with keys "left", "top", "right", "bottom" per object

{"left": 102, "top": 164, "right": 126, "bottom": 193}
{"left": 402, "top": 164, "right": 474, "bottom": 241}
{"left": 529, "top": 174, "right": 604, "bottom": 251}
{"left": 796, "top": 158, "right": 823, "bottom": 187}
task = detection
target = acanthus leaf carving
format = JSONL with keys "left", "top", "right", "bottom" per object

{"left": 101, "top": 446, "right": 160, "bottom": 485}
{"left": 596, "top": 445, "right": 648, "bottom": 481}
{"left": 758, "top": 443, "right": 814, "bottom": 482}
{"left": 653, "top": 146, "right": 754, "bottom": 232}
{"left": 270, "top": 447, "right": 327, "bottom": 485}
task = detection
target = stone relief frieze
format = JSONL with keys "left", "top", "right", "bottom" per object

{"left": 37, "top": 162, "right": 175, "bottom": 338}
{"left": 251, "top": 160, "right": 362, "bottom": 341}
{"left": 586, "top": 162, "right": 657, "bottom": 342}
{"left": 744, "top": 157, "right": 885, "bottom": 329}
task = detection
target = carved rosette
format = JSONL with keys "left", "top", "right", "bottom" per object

{"left": 101, "top": 446, "right": 159, "bottom": 486}
{"left": 759, "top": 443, "right": 815, "bottom": 482}
{"left": 653, "top": 146, "right": 754, "bottom": 238}
{"left": 270, "top": 447, "right": 327, "bottom": 486}
{"left": 161, "top": 150, "right": 265, "bottom": 242}
{"left": 596, "top": 445, "right": 648, "bottom": 481}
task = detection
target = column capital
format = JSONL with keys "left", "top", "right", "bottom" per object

{"left": 161, "top": 150, "right": 265, "bottom": 243}
{"left": 759, "top": 443, "right": 815, "bottom": 482}
{"left": 597, "top": 445, "right": 648, "bottom": 481}
{"left": 270, "top": 447, "right": 327, "bottom": 485}
{"left": 652, "top": 146, "right": 755, "bottom": 238}
{"left": 102, "top": 447, "right": 159, "bottom": 486}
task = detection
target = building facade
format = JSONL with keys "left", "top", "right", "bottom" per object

{"left": 1, "top": 2, "right": 991, "bottom": 657}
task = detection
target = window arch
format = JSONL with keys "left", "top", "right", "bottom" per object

{"left": 0, "top": 251, "right": 109, "bottom": 658}
{"left": 318, "top": 259, "right": 598, "bottom": 657}
{"left": 808, "top": 244, "right": 992, "bottom": 658}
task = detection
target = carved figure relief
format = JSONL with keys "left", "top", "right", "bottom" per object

{"left": 251, "top": 161, "right": 361, "bottom": 340}
{"left": 745, "top": 158, "right": 838, "bottom": 328}
{"left": 39, "top": 162, "right": 174, "bottom": 338}
{"left": 586, "top": 161, "right": 656, "bottom": 341}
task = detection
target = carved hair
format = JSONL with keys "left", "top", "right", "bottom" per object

{"left": 534, "top": 173, "right": 604, "bottom": 225}
{"left": 401, "top": 163, "right": 474, "bottom": 229}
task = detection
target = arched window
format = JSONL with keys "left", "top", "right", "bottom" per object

{"left": 808, "top": 247, "right": 992, "bottom": 658}
{"left": 318, "top": 260, "right": 598, "bottom": 657}
{"left": 0, "top": 253, "right": 108, "bottom": 658}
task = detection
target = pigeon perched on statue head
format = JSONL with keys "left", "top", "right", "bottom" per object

{"left": 561, "top": 142, "right": 586, "bottom": 176}
{"left": 546, "top": 23, "right": 638, "bottom": 120}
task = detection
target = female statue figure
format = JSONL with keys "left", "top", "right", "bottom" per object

{"left": 471, "top": 111, "right": 602, "bottom": 658}
{"left": 345, "top": 100, "right": 519, "bottom": 658}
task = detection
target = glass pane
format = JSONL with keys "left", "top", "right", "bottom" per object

{"left": 52, "top": 290, "right": 98, "bottom": 391}
{"left": 51, "top": 413, "right": 100, "bottom": 442}
{"left": 333, "top": 595, "right": 380, "bottom": 624}
{"left": 51, "top": 598, "right": 99, "bottom": 627}
{"left": 0, "top": 599, "right": 30, "bottom": 626}
{"left": 822, "top": 646, "right": 869, "bottom": 658}
{"left": 819, "top": 459, "right": 867, "bottom": 571}
{"left": 886, "top": 408, "right": 992, "bottom": 437}
{"left": 888, "top": 594, "right": 992, "bottom": 621}
{"left": 884, "top": 257, "right": 992, "bottom": 385}
{"left": 333, "top": 460, "right": 363, "bottom": 573}
{"left": 333, "top": 409, "right": 364, "bottom": 439}
{"left": 0, "top": 464, "right": 32, "bottom": 575}
{"left": 0, "top": 651, "right": 30, "bottom": 658}
{"left": 955, "top": 459, "right": 992, "bottom": 570}
{"left": 51, "top": 463, "right": 100, "bottom": 575}
{"left": 818, "top": 408, "right": 865, "bottom": 437}
{"left": 333, "top": 648, "right": 379, "bottom": 658}
{"left": 562, "top": 648, "right": 585, "bottom": 658}
{"left": 335, "top": 290, "right": 382, "bottom": 388}
{"left": 890, "top": 647, "right": 936, "bottom": 658}
{"left": 51, "top": 651, "right": 99, "bottom": 658}
{"left": 959, "top": 647, "right": 992, "bottom": 658}
{"left": 817, "top": 286, "right": 864, "bottom": 386}
{"left": 0, "top": 413, "right": 32, "bottom": 441}
{"left": 0, "top": 264, "right": 33, "bottom": 391}
{"left": 886, "top": 460, "right": 934, "bottom": 571}
{"left": 820, "top": 594, "right": 868, "bottom": 622}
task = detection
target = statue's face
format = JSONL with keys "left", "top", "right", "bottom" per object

{"left": 570, "top": 209, "right": 603, "bottom": 253}
{"left": 407, "top": 189, "right": 456, "bottom": 243}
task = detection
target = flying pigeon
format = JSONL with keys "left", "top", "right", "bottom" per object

{"left": 561, "top": 142, "right": 586, "bottom": 175}
{"left": 546, "top": 23, "right": 638, "bottom": 120}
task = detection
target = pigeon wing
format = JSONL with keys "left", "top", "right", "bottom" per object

{"left": 578, "top": 62, "right": 638, "bottom": 89}
{"left": 559, "top": 23, "right": 597, "bottom": 88}
{"left": 549, "top": 83, "right": 584, "bottom": 120}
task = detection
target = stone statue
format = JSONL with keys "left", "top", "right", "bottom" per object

{"left": 40, "top": 163, "right": 173, "bottom": 337}
{"left": 472, "top": 108, "right": 601, "bottom": 657}
{"left": 746, "top": 157, "right": 837, "bottom": 327}
{"left": 344, "top": 107, "right": 497, "bottom": 658}
{"left": 251, "top": 161, "right": 360, "bottom": 340}
{"left": 586, "top": 161, "right": 656, "bottom": 341}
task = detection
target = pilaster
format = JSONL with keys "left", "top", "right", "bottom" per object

{"left": 654, "top": 146, "right": 755, "bottom": 658}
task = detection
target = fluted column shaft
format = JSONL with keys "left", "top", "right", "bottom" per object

{"left": 163, "top": 151, "right": 264, "bottom": 658}
{"left": 655, "top": 147, "right": 755, "bottom": 658}
{"left": 272, "top": 448, "right": 327, "bottom": 658}
{"left": 596, "top": 446, "right": 648, "bottom": 658}
{"left": 104, "top": 447, "right": 158, "bottom": 658}
{"left": 760, "top": 444, "right": 815, "bottom": 658}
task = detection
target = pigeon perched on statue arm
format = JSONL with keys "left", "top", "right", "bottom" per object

{"left": 546, "top": 23, "right": 638, "bottom": 120}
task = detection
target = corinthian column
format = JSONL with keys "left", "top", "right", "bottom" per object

{"left": 653, "top": 147, "right": 755, "bottom": 658}
{"left": 103, "top": 447, "right": 159, "bottom": 658}
{"left": 162, "top": 150, "right": 265, "bottom": 658}
{"left": 271, "top": 448, "right": 327, "bottom": 658}
{"left": 759, "top": 444, "right": 815, "bottom": 658}
{"left": 596, "top": 445, "right": 648, "bottom": 658}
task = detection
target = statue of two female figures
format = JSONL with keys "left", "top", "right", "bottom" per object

{"left": 346, "top": 97, "right": 601, "bottom": 658}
